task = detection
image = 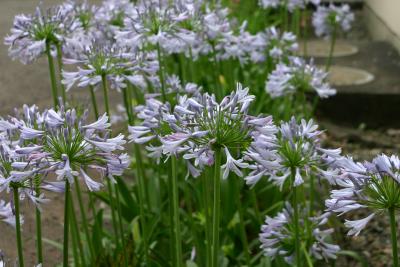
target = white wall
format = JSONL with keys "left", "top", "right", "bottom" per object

{"left": 365, "top": 0, "right": 400, "bottom": 52}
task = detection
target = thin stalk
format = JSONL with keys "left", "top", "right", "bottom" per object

{"left": 106, "top": 178, "right": 120, "bottom": 247}
{"left": 115, "top": 180, "right": 128, "bottom": 267}
{"left": 202, "top": 169, "right": 212, "bottom": 267}
{"left": 70, "top": 216, "right": 81, "bottom": 267}
{"left": 188, "top": 48, "right": 195, "bottom": 82}
{"left": 34, "top": 181, "right": 43, "bottom": 264}
{"left": 101, "top": 75, "right": 110, "bottom": 116}
{"left": 309, "top": 174, "right": 314, "bottom": 217}
{"left": 73, "top": 177, "right": 95, "bottom": 259}
{"left": 211, "top": 44, "right": 222, "bottom": 101}
{"left": 325, "top": 23, "right": 337, "bottom": 72}
{"left": 133, "top": 144, "right": 149, "bottom": 263}
{"left": 89, "top": 86, "right": 99, "bottom": 119}
{"left": 301, "top": 242, "right": 314, "bottom": 267}
{"left": 303, "top": 10, "right": 309, "bottom": 57}
{"left": 123, "top": 84, "right": 149, "bottom": 263}
{"left": 292, "top": 180, "right": 301, "bottom": 267}
{"left": 389, "top": 208, "right": 399, "bottom": 267}
{"left": 13, "top": 187, "right": 24, "bottom": 267}
{"left": 101, "top": 75, "right": 121, "bottom": 249}
{"left": 211, "top": 147, "right": 222, "bottom": 267}
{"left": 156, "top": 44, "right": 167, "bottom": 101}
{"left": 56, "top": 44, "right": 66, "bottom": 104}
{"left": 63, "top": 181, "right": 70, "bottom": 267}
{"left": 282, "top": 1, "right": 288, "bottom": 31}
{"left": 46, "top": 42, "right": 59, "bottom": 108}
{"left": 235, "top": 180, "right": 250, "bottom": 265}
{"left": 167, "top": 162, "right": 175, "bottom": 265}
{"left": 171, "top": 157, "right": 183, "bottom": 267}
{"left": 70, "top": 196, "right": 86, "bottom": 267}
{"left": 250, "top": 190, "right": 262, "bottom": 227}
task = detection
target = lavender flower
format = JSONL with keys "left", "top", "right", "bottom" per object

{"left": 62, "top": 43, "right": 158, "bottom": 92}
{"left": 264, "top": 27, "right": 298, "bottom": 61}
{"left": 1, "top": 105, "right": 128, "bottom": 194}
{"left": 4, "top": 4, "right": 81, "bottom": 64}
{"left": 260, "top": 203, "right": 340, "bottom": 264}
{"left": 266, "top": 57, "right": 336, "bottom": 98}
{"left": 326, "top": 154, "right": 400, "bottom": 236}
{"left": 259, "top": 0, "right": 319, "bottom": 12}
{"left": 245, "top": 117, "right": 341, "bottom": 188}
{"left": 130, "top": 83, "right": 273, "bottom": 178}
{"left": 312, "top": 4, "right": 354, "bottom": 37}
{"left": 114, "top": 0, "right": 196, "bottom": 55}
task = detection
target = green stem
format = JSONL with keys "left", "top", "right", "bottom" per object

{"left": 101, "top": 75, "right": 121, "bottom": 249}
{"left": 211, "top": 147, "right": 222, "bottom": 267}
{"left": 89, "top": 86, "right": 99, "bottom": 119}
{"left": 56, "top": 44, "right": 66, "bottom": 104}
{"left": 69, "top": 214, "right": 81, "bottom": 267}
{"left": 63, "top": 181, "right": 70, "bottom": 267}
{"left": 211, "top": 44, "right": 222, "bottom": 101}
{"left": 303, "top": 10, "right": 309, "bottom": 58}
{"left": 115, "top": 178, "right": 128, "bottom": 267}
{"left": 123, "top": 84, "right": 149, "bottom": 263}
{"left": 106, "top": 178, "right": 121, "bottom": 248}
{"left": 250, "top": 190, "right": 262, "bottom": 227}
{"left": 325, "top": 23, "right": 337, "bottom": 72}
{"left": 156, "top": 44, "right": 167, "bottom": 101}
{"left": 34, "top": 181, "right": 43, "bottom": 264}
{"left": 13, "top": 187, "right": 24, "bottom": 267}
{"left": 309, "top": 174, "right": 314, "bottom": 217}
{"left": 101, "top": 75, "right": 110, "bottom": 116}
{"left": 301, "top": 242, "right": 314, "bottom": 267}
{"left": 389, "top": 208, "right": 399, "bottom": 267}
{"left": 73, "top": 177, "right": 95, "bottom": 259}
{"left": 171, "top": 157, "right": 182, "bottom": 267}
{"left": 235, "top": 180, "right": 250, "bottom": 265}
{"left": 46, "top": 42, "right": 59, "bottom": 108}
{"left": 69, "top": 196, "right": 86, "bottom": 267}
{"left": 202, "top": 169, "right": 212, "bottom": 267}
{"left": 292, "top": 182, "right": 301, "bottom": 267}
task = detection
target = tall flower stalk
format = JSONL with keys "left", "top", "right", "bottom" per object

{"left": 211, "top": 147, "right": 222, "bottom": 267}
{"left": 12, "top": 187, "right": 24, "bottom": 267}
{"left": 312, "top": 4, "right": 354, "bottom": 71}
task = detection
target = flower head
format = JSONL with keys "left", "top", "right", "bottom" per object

{"left": 260, "top": 203, "right": 340, "bottom": 264}
{"left": 312, "top": 4, "right": 354, "bottom": 37}
{"left": 62, "top": 42, "right": 158, "bottom": 92}
{"left": 326, "top": 154, "right": 400, "bottom": 236}
{"left": 266, "top": 57, "right": 336, "bottom": 98}
{"left": 130, "top": 83, "right": 273, "bottom": 178}
{"left": 4, "top": 4, "right": 81, "bottom": 64}
{"left": 245, "top": 117, "right": 341, "bottom": 188}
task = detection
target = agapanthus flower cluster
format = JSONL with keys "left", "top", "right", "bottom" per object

{"left": 260, "top": 203, "right": 340, "bottom": 264}
{"left": 259, "top": 0, "right": 321, "bottom": 12}
{"left": 312, "top": 4, "right": 354, "bottom": 37}
{"left": 326, "top": 154, "right": 400, "bottom": 236}
{"left": 264, "top": 27, "right": 298, "bottom": 61}
{"left": 115, "top": 0, "right": 197, "bottom": 55}
{"left": 245, "top": 117, "right": 341, "bottom": 188}
{"left": 266, "top": 57, "right": 336, "bottom": 98}
{"left": 0, "top": 104, "right": 129, "bottom": 198}
{"left": 129, "top": 84, "right": 276, "bottom": 178}
{"left": 62, "top": 42, "right": 159, "bottom": 92}
{"left": 4, "top": 4, "right": 81, "bottom": 64}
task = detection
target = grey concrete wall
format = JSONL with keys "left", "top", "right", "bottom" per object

{"left": 364, "top": 0, "right": 400, "bottom": 53}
